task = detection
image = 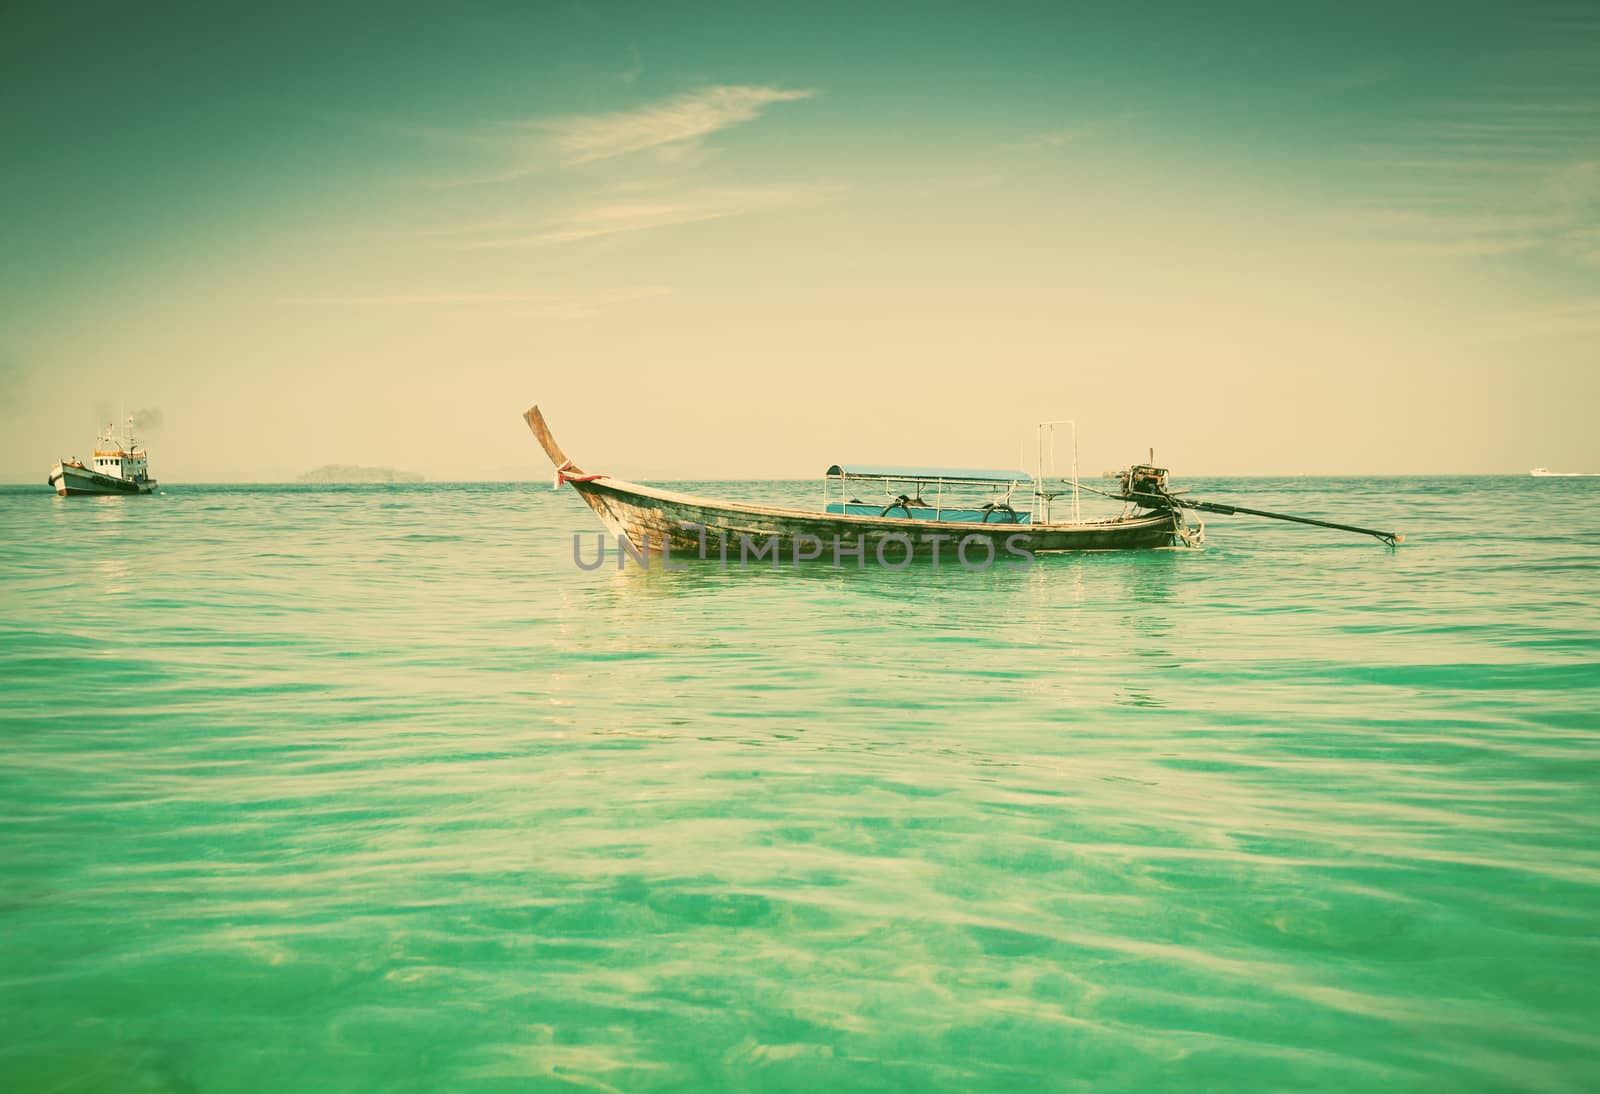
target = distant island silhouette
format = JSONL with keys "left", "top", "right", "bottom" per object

{"left": 297, "top": 465, "right": 424, "bottom": 483}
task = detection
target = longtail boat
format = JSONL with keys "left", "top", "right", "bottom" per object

{"left": 524, "top": 405, "right": 1201, "bottom": 561}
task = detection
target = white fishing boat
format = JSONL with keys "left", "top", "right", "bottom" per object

{"left": 1530, "top": 468, "right": 1596, "bottom": 477}
{"left": 47, "top": 417, "right": 158, "bottom": 496}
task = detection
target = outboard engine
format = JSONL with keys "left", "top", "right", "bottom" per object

{"left": 1119, "top": 464, "right": 1172, "bottom": 506}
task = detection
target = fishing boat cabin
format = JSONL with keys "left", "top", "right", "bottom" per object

{"left": 91, "top": 426, "right": 152, "bottom": 486}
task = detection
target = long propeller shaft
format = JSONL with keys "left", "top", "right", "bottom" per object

{"left": 1075, "top": 479, "right": 1401, "bottom": 547}
{"left": 1126, "top": 491, "right": 1402, "bottom": 546}
{"left": 1184, "top": 498, "right": 1400, "bottom": 546}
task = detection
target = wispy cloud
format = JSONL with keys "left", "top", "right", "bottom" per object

{"left": 618, "top": 45, "right": 642, "bottom": 87}
{"left": 1332, "top": 14, "right": 1600, "bottom": 267}
{"left": 542, "top": 84, "right": 815, "bottom": 166}
{"left": 1007, "top": 125, "right": 1097, "bottom": 151}
{"left": 420, "top": 84, "right": 816, "bottom": 187}
{"left": 1465, "top": 298, "right": 1600, "bottom": 344}
{"left": 1000, "top": 110, "right": 1145, "bottom": 153}
{"left": 1334, "top": 207, "right": 1556, "bottom": 259}
{"left": 435, "top": 184, "right": 838, "bottom": 250}
{"left": 464, "top": 207, "right": 734, "bottom": 249}
{"left": 1335, "top": 112, "right": 1599, "bottom": 261}
{"left": 286, "top": 286, "right": 670, "bottom": 319}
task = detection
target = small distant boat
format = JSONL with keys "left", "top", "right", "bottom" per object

{"left": 1530, "top": 468, "right": 1596, "bottom": 477}
{"left": 48, "top": 417, "right": 158, "bottom": 496}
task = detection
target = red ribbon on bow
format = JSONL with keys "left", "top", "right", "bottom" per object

{"left": 555, "top": 459, "right": 605, "bottom": 486}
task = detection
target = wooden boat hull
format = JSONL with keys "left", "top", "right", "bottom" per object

{"left": 568, "top": 476, "right": 1182, "bottom": 560}
{"left": 524, "top": 405, "right": 1192, "bottom": 560}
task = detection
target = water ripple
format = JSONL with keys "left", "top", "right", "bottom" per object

{"left": 1, "top": 478, "right": 1597, "bottom": 1091}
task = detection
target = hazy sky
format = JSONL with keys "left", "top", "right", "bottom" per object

{"left": 3, "top": 1, "right": 1597, "bottom": 481}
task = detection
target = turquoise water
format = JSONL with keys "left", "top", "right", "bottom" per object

{"left": 2, "top": 477, "right": 1596, "bottom": 1091}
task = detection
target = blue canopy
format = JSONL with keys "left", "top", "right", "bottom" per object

{"left": 825, "top": 464, "right": 1032, "bottom": 483}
